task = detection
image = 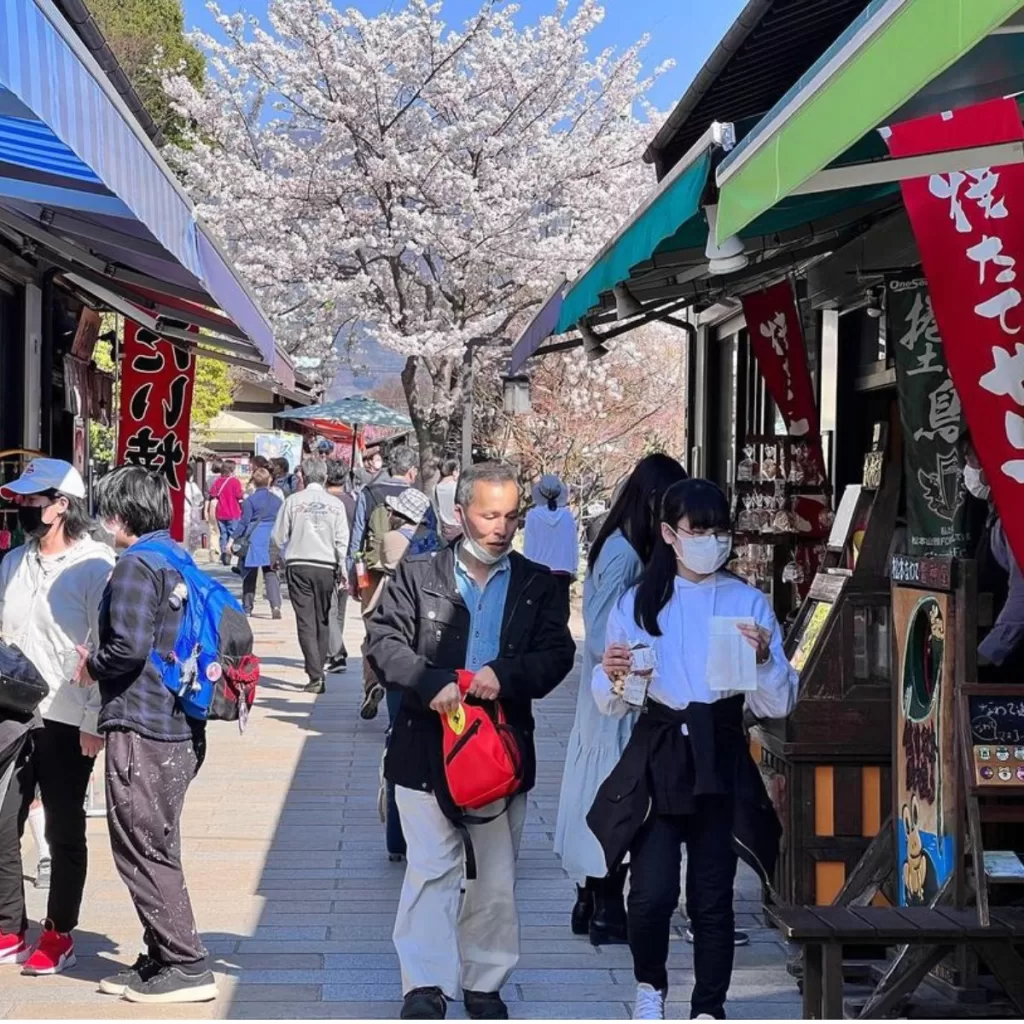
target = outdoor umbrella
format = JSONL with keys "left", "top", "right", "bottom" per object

{"left": 282, "top": 395, "right": 413, "bottom": 467}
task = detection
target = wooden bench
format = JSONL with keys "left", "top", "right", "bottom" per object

{"left": 766, "top": 904, "right": 1024, "bottom": 1019}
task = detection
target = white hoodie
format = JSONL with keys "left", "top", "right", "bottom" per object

{"left": 0, "top": 535, "right": 115, "bottom": 736}
{"left": 523, "top": 505, "right": 580, "bottom": 575}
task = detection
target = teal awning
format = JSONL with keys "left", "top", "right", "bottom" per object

{"left": 555, "top": 149, "right": 712, "bottom": 333}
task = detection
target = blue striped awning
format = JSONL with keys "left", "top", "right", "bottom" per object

{"left": 0, "top": 0, "right": 291, "bottom": 385}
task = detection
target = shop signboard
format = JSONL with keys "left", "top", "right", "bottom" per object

{"left": 892, "top": 584, "right": 957, "bottom": 906}
{"left": 116, "top": 321, "right": 196, "bottom": 541}
{"left": 887, "top": 273, "right": 968, "bottom": 554}
{"left": 255, "top": 431, "right": 303, "bottom": 472}
{"left": 888, "top": 97, "right": 1024, "bottom": 573}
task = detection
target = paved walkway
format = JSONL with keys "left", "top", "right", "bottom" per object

{"left": 5, "top": 567, "right": 800, "bottom": 1019}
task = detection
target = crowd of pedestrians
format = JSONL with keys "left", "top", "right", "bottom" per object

{"left": 0, "top": 442, "right": 798, "bottom": 1019}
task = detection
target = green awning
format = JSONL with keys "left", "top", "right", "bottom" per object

{"left": 555, "top": 149, "right": 711, "bottom": 333}
{"left": 714, "top": 0, "right": 1024, "bottom": 243}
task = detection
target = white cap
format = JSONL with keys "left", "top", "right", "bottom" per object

{"left": 1, "top": 458, "right": 86, "bottom": 500}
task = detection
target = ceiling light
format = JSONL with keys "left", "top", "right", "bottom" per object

{"left": 613, "top": 282, "right": 644, "bottom": 319}
{"left": 704, "top": 204, "right": 749, "bottom": 275}
{"left": 577, "top": 319, "right": 609, "bottom": 361}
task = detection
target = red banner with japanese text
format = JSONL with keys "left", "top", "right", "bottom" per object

{"left": 887, "top": 98, "right": 1024, "bottom": 571}
{"left": 116, "top": 322, "right": 196, "bottom": 542}
{"left": 742, "top": 281, "right": 820, "bottom": 440}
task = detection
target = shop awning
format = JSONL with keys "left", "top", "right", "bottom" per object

{"left": 714, "top": 0, "right": 1024, "bottom": 243}
{"left": 0, "top": 0, "right": 294, "bottom": 387}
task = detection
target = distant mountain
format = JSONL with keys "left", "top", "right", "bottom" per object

{"left": 330, "top": 336, "right": 406, "bottom": 399}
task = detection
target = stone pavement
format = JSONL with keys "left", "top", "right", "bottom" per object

{"left": 5, "top": 567, "right": 801, "bottom": 1019}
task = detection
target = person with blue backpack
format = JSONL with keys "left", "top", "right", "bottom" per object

{"left": 77, "top": 466, "right": 254, "bottom": 1005}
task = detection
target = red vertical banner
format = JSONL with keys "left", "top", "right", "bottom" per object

{"left": 116, "top": 322, "right": 196, "bottom": 541}
{"left": 742, "top": 281, "right": 820, "bottom": 439}
{"left": 887, "top": 98, "right": 1024, "bottom": 570}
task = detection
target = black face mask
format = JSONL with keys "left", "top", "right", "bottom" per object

{"left": 18, "top": 503, "right": 58, "bottom": 540}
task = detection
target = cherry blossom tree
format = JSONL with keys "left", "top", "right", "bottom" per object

{"left": 166, "top": 0, "right": 666, "bottom": 458}
{"left": 484, "top": 321, "right": 688, "bottom": 498}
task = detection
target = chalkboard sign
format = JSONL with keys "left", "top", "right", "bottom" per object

{"left": 970, "top": 696, "right": 1024, "bottom": 746}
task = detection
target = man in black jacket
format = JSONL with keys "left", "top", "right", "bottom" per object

{"left": 366, "top": 462, "right": 575, "bottom": 1021}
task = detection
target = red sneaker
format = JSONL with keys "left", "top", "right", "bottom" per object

{"left": 0, "top": 929, "right": 28, "bottom": 965}
{"left": 21, "top": 923, "right": 76, "bottom": 975}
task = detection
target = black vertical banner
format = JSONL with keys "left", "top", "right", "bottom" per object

{"left": 888, "top": 273, "right": 968, "bottom": 555}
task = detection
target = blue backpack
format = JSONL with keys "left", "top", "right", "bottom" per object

{"left": 128, "top": 535, "right": 258, "bottom": 724}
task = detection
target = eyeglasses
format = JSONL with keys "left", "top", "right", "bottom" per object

{"left": 672, "top": 525, "right": 730, "bottom": 543}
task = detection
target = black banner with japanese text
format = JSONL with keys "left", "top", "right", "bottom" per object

{"left": 888, "top": 273, "right": 968, "bottom": 555}
{"left": 116, "top": 321, "right": 196, "bottom": 542}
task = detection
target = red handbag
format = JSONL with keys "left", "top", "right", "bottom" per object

{"left": 441, "top": 670, "right": 524, "bottom": 810}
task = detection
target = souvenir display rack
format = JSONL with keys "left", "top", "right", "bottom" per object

{"left": 751, "top": 419, "right": 901, "bottom": 907}
{"left": 730, "top": 434, "right": 831, "bottom": 623}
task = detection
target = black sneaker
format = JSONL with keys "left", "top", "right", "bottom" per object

{"left": 401, "top": 987, "right": 447, "bottom": 1019}
{"left": 361, "top": 682, "right": 385, "bottom": 720}
{"left": 98, "top": 954, "right": 161, "bottom": 996}
{"left": 304, "top": 678, "right": 325, "bottom": 694}
{"left": 464, "top": 989, "right": 509, "bottom": 1020}
{"left": 271, "top": 608, "right": 282, "bottom": 620}
{"left": 326, "top": 655, "right": 348, "bottom": 674}
{"left": 122, "top": 963, "right": 218, "bottom": 1004}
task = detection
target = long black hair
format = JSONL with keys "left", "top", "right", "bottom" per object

{"left": 633, "top": 478, "right": 731, "bottom": 636}
{"left": 588, "top": 453, "right": 687, "bottom": 572}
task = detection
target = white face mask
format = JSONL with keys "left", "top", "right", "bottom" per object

{"left": 457, "top": 510, "right": 510, "bottom": 566}
{"left": 964, "top": 464, "right": 990, "bottom": 500}
{"left": 669, "top": 528, "right": 732, "bottom": 576}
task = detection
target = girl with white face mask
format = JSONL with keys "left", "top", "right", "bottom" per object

{"left": 589, "top": 479, "right": 798, "bottom": 1021}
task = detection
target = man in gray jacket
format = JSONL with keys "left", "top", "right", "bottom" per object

{"left": 272, "top": 458, "right": 350, "bottom": 693}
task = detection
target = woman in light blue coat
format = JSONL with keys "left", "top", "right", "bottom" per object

{"left": 554, "top": 454, "right": 687, "bottom": 944}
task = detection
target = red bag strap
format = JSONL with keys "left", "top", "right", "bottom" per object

{"left": 456, "top": 670, "right": 474, "bottom": 694}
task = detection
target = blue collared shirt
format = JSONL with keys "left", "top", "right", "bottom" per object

{"left": 454, "top": 546, "right": 511, "bottom": 671}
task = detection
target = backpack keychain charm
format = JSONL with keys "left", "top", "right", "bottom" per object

{"left": 0, "top": 528, "right": 10, "bottom": 551}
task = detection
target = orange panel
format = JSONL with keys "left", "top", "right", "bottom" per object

{"left": 749, "top": 738, "right": 762, "bottom": 764}
{"left": 861, "top": 766, "right": 882, "bottom": 837}
{"left": 816, "top": 861, "right": 846, "bottom": 906}
{"left": 872, "top": 890, "right": 891, "bottom": 907}
{"left": 814, "top": 766, "right": 835, "bottom": 837}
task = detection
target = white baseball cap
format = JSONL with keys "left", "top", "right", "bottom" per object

{"left": 1, "top": 458, "right": 86, "bottom": 500}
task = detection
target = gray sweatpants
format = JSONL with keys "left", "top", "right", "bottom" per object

{"left": 105, "top": 729, "right": 206, "bottom": 965}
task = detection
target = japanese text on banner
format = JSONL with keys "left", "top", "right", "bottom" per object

{"left": 116, "top": 321, "right": 196, "bottom": 542}
{"left": 888, "top": 98, "right": 1024, "bottom": 572}
{"left": 887, "top": 273, "right": 968, "bottom": 554}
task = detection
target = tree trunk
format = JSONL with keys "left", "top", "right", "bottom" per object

{"left": 401, "top": 353, "right": 462, "bottom": 483}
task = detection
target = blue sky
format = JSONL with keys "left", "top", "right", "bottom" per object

{"left": 180, "top": 0, "right": 747, "bottom": 114}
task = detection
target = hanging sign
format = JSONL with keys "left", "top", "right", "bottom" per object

{"left": 116, "top": 321, "right": 196, "bottom": 541}
{"left": 743, "top": 281, "right": 819, "bottom": 439}
{"left": 887, "top": 97, "right": 1024, "bottom": 571}
{"left": 887, "top": 273, "right": 968, "bottom": 554}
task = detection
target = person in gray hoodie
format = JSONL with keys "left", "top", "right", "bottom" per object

{"left": 272, "top": 458, "right": 349, "bottom": 694}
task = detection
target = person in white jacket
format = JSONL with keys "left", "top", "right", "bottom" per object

{"left": 591, "top": 478, "right": 797, "bottom": 1021}
{"left": 523, "top": 474, "right": 578, "bottom": 611}
{"left": 0, "top": 459, "right": 114, "bottom": 976}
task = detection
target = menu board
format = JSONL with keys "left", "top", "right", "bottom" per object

{"left": 970, "top": 695, "right": 1024, "bottom": 788}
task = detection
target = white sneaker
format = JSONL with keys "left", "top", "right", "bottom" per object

{"left": 695, "top": 1016, "right": 716, "bottom": 1020}
{"left": 632, "top": 983, "right": 666, "bottom": 1020}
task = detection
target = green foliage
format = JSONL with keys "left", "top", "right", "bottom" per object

{"left": 191, "top": 357, "right": 235, "bottom": 436}
{"left": 641, "top": 435, "right": 668, "bottom": 458}
{"left": 86, "top": 0, "right": 204, "bottom": 145}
